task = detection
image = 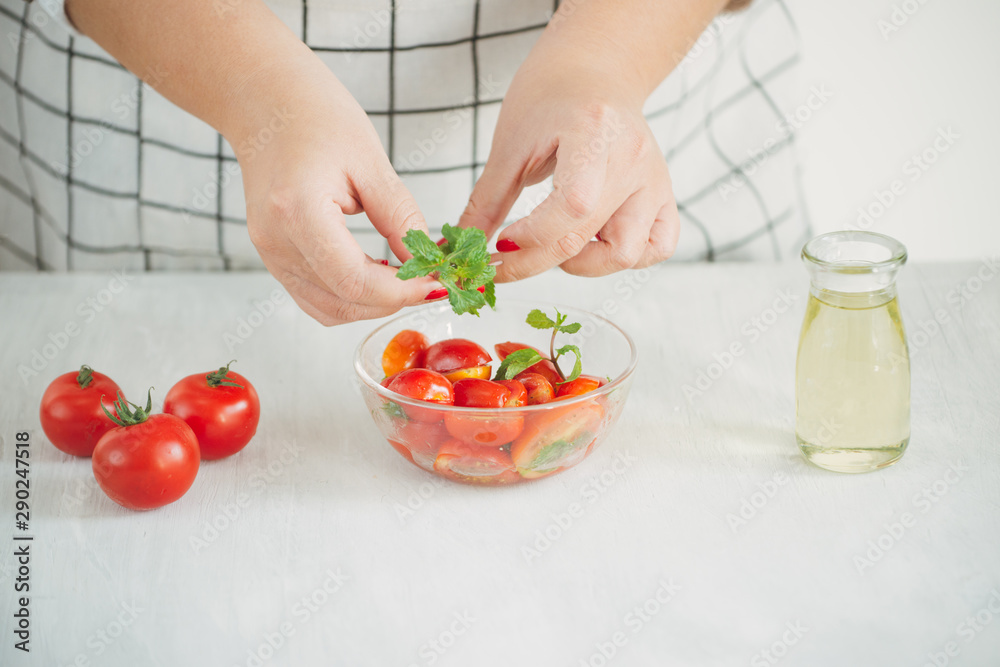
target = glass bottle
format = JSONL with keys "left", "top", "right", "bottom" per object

{"left": 796, "top": 231, "right": 909, "bottom": 473}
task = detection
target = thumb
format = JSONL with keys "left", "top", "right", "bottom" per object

{"left": 457, "top": 150, "right": 525, "bottom": 241}
{"left": 353, "top": 159, "right": 430, "bottom": 262}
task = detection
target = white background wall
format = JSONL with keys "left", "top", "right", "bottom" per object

{"left": 794, "top": 0, "right": 1000, "bottom": 261}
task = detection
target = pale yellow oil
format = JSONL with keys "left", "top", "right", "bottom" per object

{"left": 795, "top": 288, "right": 910, "bottom": 473}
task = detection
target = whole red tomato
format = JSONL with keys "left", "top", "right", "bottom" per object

{"left": 93, "top": 391, "right": 200, "bottom": 510}
{"left": 163, "top": 361, "right": 260, "bottom": 460}
{"left": 40, "top": 365, "right": 123, "bottom": 457}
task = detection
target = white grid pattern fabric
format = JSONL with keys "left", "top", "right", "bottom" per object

{"left": 0, "top": 0, "right": 810, "bottom": 272}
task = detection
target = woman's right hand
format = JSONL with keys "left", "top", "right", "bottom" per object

{"left": 234, "top": 73, "right": 440, "bottom": 326}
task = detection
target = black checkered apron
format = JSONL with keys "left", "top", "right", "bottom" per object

{"left": 0, "top": 0, "right": 810, "bottom": 271}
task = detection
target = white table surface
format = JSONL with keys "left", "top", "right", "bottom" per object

{"left": 1, "top": 262, "right": 998, "bottom": 667}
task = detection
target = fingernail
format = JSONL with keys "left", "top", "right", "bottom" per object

{"left": 424, "top": 288, "right": 448, "bottom": 301}
{"left": 476, "top": 285, "right": 486, "bottom": 294}
{"left": 378, "top": 259, "right": 389, "bottom": 266}
{"left": 496, "top": 239, "right": 520, "bottom": 252}
{"left": 436, "top": 238, "right": 448, "bottom": 247}
{"left": 595, "top": 232, "right": 603, "bottom": 242}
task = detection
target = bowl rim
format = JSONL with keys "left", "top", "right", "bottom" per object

{"left": 353, "top": 299, "right": 639, "bottom": 414}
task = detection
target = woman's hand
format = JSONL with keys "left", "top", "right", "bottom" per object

{"left": 459, "top": 0, "right": 730, "bottom": 281}
{"left": 236, "top": 74, "right": 439, "bottom": 326}
{"left": 69, "top": 0, "right": 438, "bottom": 326}
{"left": 460, "top": 67, "right": 679, "bottom": 281}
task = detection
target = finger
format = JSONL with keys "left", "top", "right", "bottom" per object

{"left": 633, "top": 200, "right": 680, "bottom": 269}
{"left": 493, "top": 135, "right": 615, "bottom": 282}
{"left": 287, "top": 195, "right": 439, "bottom": 308}
{"left": 457, "top": 144, "right": 537, "bottom": 240}
{"left": 285, "top": 273, "right": 400, "bottom": 326}
{"left": 351, "top": 158, "right": 431, "bottom": 262}
{"left": 560, "top": 189, "right": 659, "bottom": 277}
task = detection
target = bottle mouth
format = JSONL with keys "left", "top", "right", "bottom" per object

{"left": 802, "top": 231, "right": 907, "bottom": 273}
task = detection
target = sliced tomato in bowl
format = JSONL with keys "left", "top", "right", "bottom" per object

{"left": 392, "top": 419, "right": 451, "bottom": 471}
{"left": 445, "top": 379, "right": 525, "bottom": 446}
{"left": 385, "top": 368, "right": 454, "bottom": 423}
{"left": 382, "top": 329, "right": 429, "bottom": 377}
{"left": 433, "top": 439, "right": 520, "bottom": 485}
{"left": 510, "top": 401, "right": 604, "bottom": 479}
{"left": 495, "top": 341, "right": 562, "bottom": 386}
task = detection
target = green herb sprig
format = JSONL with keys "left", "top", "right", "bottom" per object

{"left": 495, "top": 308, "right": 582, "bottom": 384}
{"left": 396, "top": 224, "right": 496, "bottom": 316}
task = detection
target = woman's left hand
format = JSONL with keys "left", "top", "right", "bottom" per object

{"left": 458, "top": 49, "right": 680, "bottom": 281}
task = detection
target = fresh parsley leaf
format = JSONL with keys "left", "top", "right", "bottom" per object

{"left": 555, "top": 344, "right": 582, "bottom": 383}
{"left": 526, "top": 309, "right": 556, "bottom": 330}
{"left": 397, "top": 224, "right": 497, "bottom": 316}
{"left": 495, "top": 348, "right": 545, "bottom": 380}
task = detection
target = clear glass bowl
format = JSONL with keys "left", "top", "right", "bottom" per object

{"left": 353, "top": 300, "right": 638, "bottom": 485}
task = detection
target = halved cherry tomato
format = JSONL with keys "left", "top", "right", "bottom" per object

{"left": 495, "top": 380, "right": 527, "bottom": 407}
{"left": 513, "top": 371, "right": 555, "bottom": 405}
{"left": 386, "top": 369, "right": 454, "bottom": 422}
{"left": 392, "top": 419, "right": 450, "bottom": 470}
{"left": 555, "top": 375, "right": 606, "bottom": 399}
{"left": 510, "top": 401, "right": 604, "bottom": 479}
{"left": 388, "top": 439, "right": 416, "bottom": 465}
{"left": 494, "top": 341, "right": 562, "bottom": 386}
{"left": 452, "top": 378, "right": 510, "bottom": 408}
{"left": 445, "top": 379, "right": 524, "bottom": 445}
{"left": 382, "top": 330, "right": 429, "bottom": 377}
{"left": 444, "top": 364, "right": 491, "bottom": 383}
{"left": 425, "top": 339, "right": 492, "bottom": 374}
{"left": 432, "top": 439, "right": 520, "bottom": 485}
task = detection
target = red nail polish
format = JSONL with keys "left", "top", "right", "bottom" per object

{"left": 476, "top": 285, "right": 486, "bottom": 294}
{"left": 496, "top": 239, "right": 521, "bottom": 252}
{"left": 424, "top": 288, "right": 448, "bottom": 300}
{"left": 378, "top": 259, "right": 389, "bottom": 266}
{"left": 436, "top": 238, "right": 448, "bottom": 247}
{"left": 595, "top": 232, "right": 603, "bottom": 242}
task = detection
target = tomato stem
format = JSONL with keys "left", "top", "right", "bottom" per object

{"left": 76, "top": 365, "right": 94, "bottom": 389}
{"left": 101, "top": 389, "right": 153, "bottom": 428}
{"left": 206, "top": 360, "right": 244, "bottom": 389}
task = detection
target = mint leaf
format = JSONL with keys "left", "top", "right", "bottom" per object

{"left": 526, "top": 309, "right": 556, "bottom": 330}
{"left": 402, "top": 228, "right": 445, "bottom": 263}
{"left": 483, "top": 280, "right": 496, "bottom": 309}
{"left": 440, "top": 223, "right": 463, "bottom": 252}
{"left": 395, "top": 255, "right": 441, "bottom": 280}
{"left": 381, "top": 400, "right": 406, "bottom": 421}
{"left": 555, "top": 344, "right": 582, "bottom": 383}
{"left": 530, "top": 438, "right": 582, "bottom": 471}
{"left": 396, "top": 225, "right": 498, "bottom": 317}
{"left": 495, "top": 348, "right": 544, "bottom": 380}
{"left": 441, "top": 275, "right": 487, "bottom": 316}
{"left": 558, "top": 322, "right": 581, "bottom": 334}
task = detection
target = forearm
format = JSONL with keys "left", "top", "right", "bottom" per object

{"left": 65, "top": 0, "right": 345, "bottom": 154}
{"left": 531, "top": 0, "right": 731, "bottom": 106}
